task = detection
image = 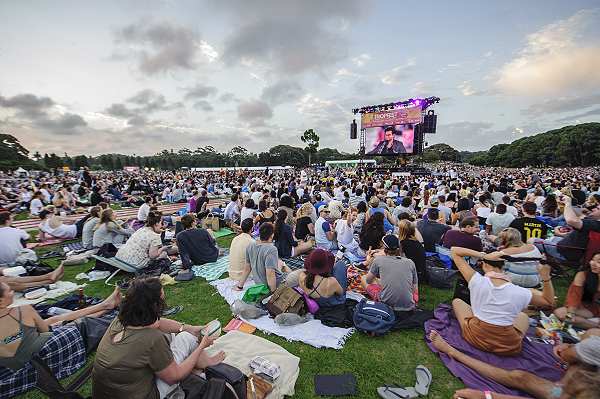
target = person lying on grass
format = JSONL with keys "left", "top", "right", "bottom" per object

{"left": 430, "top": 329, "right": 600, "bottom": 399}
{"left": 0, "top": 281, "right": 121, "bottom": 371}
{"left": 450, "top": 247, "right": 555, "bottom": 356}
{"left": 92, "top": 277, "right": 225, "bottom": 399}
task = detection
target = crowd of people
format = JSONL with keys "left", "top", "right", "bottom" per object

{"left": 1, "top": 162, "right": 600, "bottom": 398}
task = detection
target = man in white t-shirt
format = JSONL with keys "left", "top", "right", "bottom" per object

{"left": 0, "top": 212, "right": 35, "bottom": 265}
{"left": 485, "top": 204, "right": 515, "bottom": 235}
{"left": 334, "top": 209, "right": 358, "bottom": 252}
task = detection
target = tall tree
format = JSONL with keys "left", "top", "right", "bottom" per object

{"left": 301, "top": 129, "right": 320, "bottom": 165}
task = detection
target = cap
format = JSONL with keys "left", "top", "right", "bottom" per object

{"left": 318, "top": 205, "right": 329, "bottom": 213}
{"left": 382, "top": 235, "right": 400, "bottom": 250}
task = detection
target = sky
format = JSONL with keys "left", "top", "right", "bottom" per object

{"left": 1, "top": 0, "right": 599, "bottom": 157}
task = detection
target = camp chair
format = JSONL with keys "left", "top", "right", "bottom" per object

{"left": 31, "top": 355, "right": 92, "bottom": 399}
{"left": 90, "top": 255, "right": 145, "bottom": 285}
{"left": 539, "top": 242, "right": 582, "bottom": 278}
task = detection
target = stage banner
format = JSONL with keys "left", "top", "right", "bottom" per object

{"left": 361, "top": 106, "right": 422, "bottom": 129}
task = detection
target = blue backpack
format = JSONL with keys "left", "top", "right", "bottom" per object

{"left": 353, "top": 299, "right": 396, "bottom": 336}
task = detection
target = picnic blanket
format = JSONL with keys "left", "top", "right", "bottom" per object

{"left": 210, "top": 278, "right": 354, "bottom": 349}
{"left": 425, "top": 304, "right": 565, "bottom": 397}
{"left": 281, "top": 256, "right": 305, "bottom": 270}
{"left": 9, "top": 281, "right": 86, "bottom": 308}
{"left": 206, "top": 331, "right": 300, "bottom": 399}
{"left": 191, "top": 256, "right": 230, "bottom": 281}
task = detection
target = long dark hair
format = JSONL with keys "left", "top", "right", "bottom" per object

{"left": 582, "top": 251, "right": 600, "bottom": 303}
{"left": 119, "top": 277, "right": 166, "bottom": 327}
{"left": 273, "top": 209, "right": 287, "bottom": 241}
{"left": 359, "top": 212, "right": 385, "bottom": 250}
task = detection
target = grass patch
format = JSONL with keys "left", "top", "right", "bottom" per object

{"left": 16, "top": 236, "right": 570, "bottom": 399}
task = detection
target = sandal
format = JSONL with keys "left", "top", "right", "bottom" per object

{"left": 377, "top": 385, "right": 418, "bottom": 399}
{"left": 162, "top": 305, "right": 184, "bottom": 317}
{"left": 414, "top": 365, "right": 432, "bottom": 396}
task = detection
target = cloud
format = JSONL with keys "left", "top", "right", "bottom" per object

{"left": 381, "top": 58, "right": 416, "bottom": 85}
{"left": 352, "top": 54, "right": 371, "bottom": 67}
{"left": 261, "top": 80, "right": 303, "bottom": 105}
{"left": 183, "top": 83, "right": 218, "bottom": 100}
{"left": 0, "top": 93, "right": 87, "bottom": 134}
{"left": 457, "top": 81, "right": 486, "bottom": 96}
{"left": 114, "top": 20, "right": 215, "bottom": 75}
{"left": 211, "top": 0, "right": 364, "bottom": 76}
{"left": 523, "top": 93, "right": 600, "bottom": 117}
{"left": 104, "top": 89, "right": 181, "bottom": 126}
{"left": 556, "top": 107, "right": 600, "bottom": 122}
{"left": 192, "top": 100, "right": 214, "bottom": 112}
{"left": 237, "top": 99, "right": 273, "bottom": 126}
{"left": 0, "top": 93, "right": 54, "bottom": 118}
{"left": 496, "top": 9, "right": 600, "bottom": 95}
{"left": 219, "top": 93, "right": 237, "bottom": 103}
{"left": 36, "top": 113, "right": 87, "bottom": 134}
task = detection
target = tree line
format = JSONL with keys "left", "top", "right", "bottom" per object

{"left": 1, "top": 123, "right": 599, "bottom": 171}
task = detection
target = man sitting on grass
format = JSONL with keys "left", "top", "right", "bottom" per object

{"left": 237, "top": 222, "right": 290, "bottom": 292}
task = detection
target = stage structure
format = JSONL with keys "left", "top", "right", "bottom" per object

{"left": 350, "top": 96, "right": 440, "bottom": 158}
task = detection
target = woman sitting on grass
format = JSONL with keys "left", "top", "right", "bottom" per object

{"left": 554, "top": 251, "right": 600, "bottom": 330}
{"left": 298, "top": 249, "right": 348, "bottom": 307}
{"left": 495, "top": 227, "right": 543, "bottom": 288}
{"left": 274, "top": 209, "right": 313, "bottom": 258}
{"left": 92, "top": 208, "right": 134, "bottom": 248}
{"left": 92, "top": 277, "right": 225, "bottom": 399}
{"left": 38, "top": 208, "right": 80, "bottom": 240}
{"left": 0, "top": 279, "right": 121, "bottom": 372}
{"left": 450, "top": 247, "right": 555, "bottom": 356}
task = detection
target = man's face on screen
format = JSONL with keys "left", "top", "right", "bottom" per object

{"left": 385, "top": 130, "right": 394, "bottom": 141}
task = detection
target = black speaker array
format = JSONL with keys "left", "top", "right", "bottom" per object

{"left": 423, "top": 110, "right": 437, "bottom": 134}
{"left": 350, "top": 119, "right": 357, "bottom": 139}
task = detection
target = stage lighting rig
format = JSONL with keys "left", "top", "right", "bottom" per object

{"left": 352, "top": 96, "right": 440, "bottom": 115}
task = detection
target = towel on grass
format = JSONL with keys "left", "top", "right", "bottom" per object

{"left": 191, "top": 256, "right": 230, "bottom": 281}
{"left": 213, "top": 228, "right": 234, "bottom": 238}
{"left": 210, "top": 278, "right": 354, "bottom": 349}
{"left": 281, "top": 256, "right": 305, "bottom": 270}
{"left": 425, "top": 304, "right": 564, "bottom": 397}
{"left": 206, "top": 331, "right": 300, "bottom": 399}
{"left": 9, "top": 281, "right": 86, "bottom": 308}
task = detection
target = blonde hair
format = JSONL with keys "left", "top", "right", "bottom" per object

{"left": 397, "top": 220, "right": 416, "bottom": 241}
{"left": 369, "top": 196, "right": 380, "bottom": 208}
{"left": 97, "top": 208, "right": 115, "bottom": 228}
{"left": 498, "top": 227, "right": 523, "bottom": 248}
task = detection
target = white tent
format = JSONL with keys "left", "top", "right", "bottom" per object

{"left": 14, "top": 167, "right": 29, "bottom": 177}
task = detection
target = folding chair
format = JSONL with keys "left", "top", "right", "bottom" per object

{"left": 90, "top": 255, "right": 144, "bottom": 285}
{"left": 31, "top": 355, "right": 92, "bottom": 399}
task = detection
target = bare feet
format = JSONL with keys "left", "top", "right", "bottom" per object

{"left": 206, "top": 351, "right": 226, "bottom": 367}
{"left": 102, "top": 287, "right": 122, "bottom": 310}
{"left": 429, "top": 330, "right": 455, "bottom": 357}
{"left": 49, "top": 263, "right": 65, "bottom": 283}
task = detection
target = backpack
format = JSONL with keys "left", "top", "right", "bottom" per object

{"left": 205, "top": 363, "right": 247, "bottom": 399}
{"left": 426, "top": 256, "right": 458, "bottom": 289}
{"left": 266, "top": 285, "right": 306, "bottom": 317}
{"left": 353, "top": 299, "right": 396, "bottom": 336}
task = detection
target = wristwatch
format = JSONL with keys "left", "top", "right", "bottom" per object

{"left": 178, "top": 323, "right": 185, "bottom": 333}
{"left": 484, "top": 391, "right": 493, "bottom": 399}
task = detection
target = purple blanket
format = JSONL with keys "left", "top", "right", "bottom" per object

{"left": 425, "top": 305, "right": 565, "bottom": 397}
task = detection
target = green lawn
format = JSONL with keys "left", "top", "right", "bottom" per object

{"left": 18, "top": 236, "right": 570, "bottom": 399}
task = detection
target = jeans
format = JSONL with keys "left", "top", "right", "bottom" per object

{"left": 533, "top": 236, "right": 566, "bottom": 261}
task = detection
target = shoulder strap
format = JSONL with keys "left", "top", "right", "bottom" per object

{"left": 308, "top": 276, "right": 325, "bottom": 297}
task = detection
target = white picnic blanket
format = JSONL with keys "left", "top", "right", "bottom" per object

{"left": 10, "top": 281, "right": 86, "bottom": 308}
{"left": 210, "top": 278, "right": 354, "bottom": 349}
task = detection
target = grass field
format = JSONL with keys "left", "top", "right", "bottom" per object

{"left": 17, "top": 235, "right": 570, "bottom": 399}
